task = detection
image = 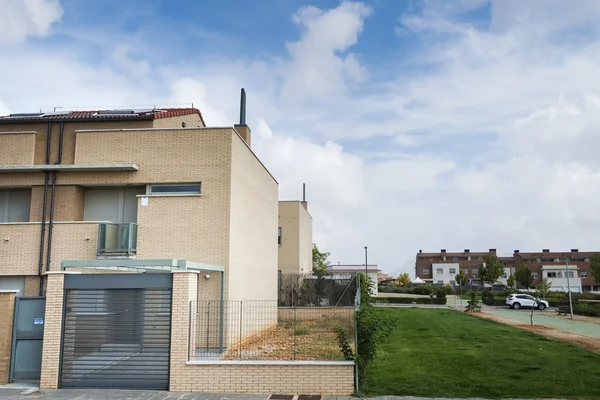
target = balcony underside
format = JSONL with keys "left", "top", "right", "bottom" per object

{"left": 0, "top": 163, "right": 139, "bottom": 173}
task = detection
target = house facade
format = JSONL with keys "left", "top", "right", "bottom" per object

{"left": 0, "top": 107, "right": 277, "bottom": 302}
{"left": 0, "top": 105, "right": 354, "bottom": 394}
{"left": 416, "top": 248, "right": 599, "bottom": 292}
{"left": 278, "top": 200, "right": 312, "bottom": 274}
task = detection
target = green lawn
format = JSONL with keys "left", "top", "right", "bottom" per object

{"left": 362, "top": 308, "right": 600, "bottom": 398}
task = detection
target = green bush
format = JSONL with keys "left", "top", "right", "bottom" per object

{"left": 573, "top": 303, "right": 600, "bottom": 317}
{"left": 375, "top": 296, "right": 447, "bottom": 305}
{"left": 482, "top": 291, "right": 495, "bottom": 305}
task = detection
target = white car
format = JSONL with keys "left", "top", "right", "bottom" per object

{"left": 506, "top": 294, "right": 549, "bottom": 310}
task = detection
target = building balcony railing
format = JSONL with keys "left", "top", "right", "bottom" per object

{"left": 97, "top": 223, "right": 137, "bottom": 256}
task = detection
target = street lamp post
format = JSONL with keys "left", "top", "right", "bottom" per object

{"left": 565, "top": 257, "right": 574, "bottom": 321}
{"left": 364, "top": 246, "right": 368, "bottom": 294}
{"left": 450, "top": 273, "right": 456, "bottom": 308}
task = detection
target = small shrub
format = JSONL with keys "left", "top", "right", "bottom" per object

{"left": 333, "top": 326, "right": 354, "bottom": 361}
{"left": 465, "top": 292, "right": 481, "bottom": 312}
{"left": 295, "top": 327, "right": 310, "bottom": 335}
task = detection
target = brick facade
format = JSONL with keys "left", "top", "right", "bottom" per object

{"left": 0, "top": 291, "right": 17, "bottom": 384}
{"left": 0, "top": 133, "right": 35, "bottom": 165}
{"left": 39, "top": 273, "right": 66, "bottom": 389}
{"left": 416, "top": 248, "right": 600, "bottom": 290}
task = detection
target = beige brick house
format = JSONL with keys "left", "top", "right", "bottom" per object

{"left": 0, "top": 106, "right": 355, "bottom": 395}
{"left": 0, "top": 107, "right": 277, "bottom": 302}
{"left": 278, "top": 200, "right": 312, "bottom": 274}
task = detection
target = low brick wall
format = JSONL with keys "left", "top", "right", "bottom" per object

{"left": 0, "top": 291, "right": 17, "bottom": 385}
{"left": 171, "top": 274, "right": 355, "bottom": 395}
{"left": 278, "top": 307, "right": 355, "bottom": 321}
{"left": 172, "top": 361, "right": 355, "bottom": 395}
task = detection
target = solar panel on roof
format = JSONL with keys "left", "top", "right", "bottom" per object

{"left": 8, "top": 113, "right": 44, "bottom": 117}
{"left": 96, "top": 109, "right": 138, "bottom": 115}
{"left": 40, "top": 111, "right": 71, "bottom": 117}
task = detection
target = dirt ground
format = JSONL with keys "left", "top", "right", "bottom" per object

{"left": 222, "top": 318, "right": 353, "bottom": 361}
{"left": 473, "top": 311, "right": 600, "bottom": 354}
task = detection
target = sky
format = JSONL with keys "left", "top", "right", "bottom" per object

{"left": 2, "top": 0, "right": 600, "bottom": 277}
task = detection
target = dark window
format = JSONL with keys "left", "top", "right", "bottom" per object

{"left": 0, "top": 189, "right": 31, "bottom": 222}
{"left": 278, "top": 227, "right": 282, "bottom": 246}
{"left": 150, "top": 184, "right": 201, "bottom": 195}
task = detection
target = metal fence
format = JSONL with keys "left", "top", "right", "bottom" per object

{"left": 190, "top": 300, "right": 355, "bottom": 361}
{"left": 278, "top": 272, "right": 358, "bottom": 307}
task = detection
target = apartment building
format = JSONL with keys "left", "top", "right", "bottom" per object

{"left": 278, "top": 200, "right": 312, "bottom": 274}
{"left": 514, "top": 249, "right": 598, "bottom": 292}
{"left": 415, "top": 249, "right": 513, "bottom": 286}
{"left": 0, "top": 105, "right": 278, "bottom": 302}
{"left": 415, "top": 248, "right": 599, "bottom": 292}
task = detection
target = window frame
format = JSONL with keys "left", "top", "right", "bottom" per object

{"left": 147, "top": 183, "right": 202, "bottom": 196}
{"left": 0, "top": 188, "right": 31, "bottom": 223}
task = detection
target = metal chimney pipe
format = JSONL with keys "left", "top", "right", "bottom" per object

{"left": 239, "top": 88, "right": 246, "bottom": 125}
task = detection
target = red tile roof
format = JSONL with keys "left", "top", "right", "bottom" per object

{"left": 0, "top": 108, "right": 206, "bottom": 126}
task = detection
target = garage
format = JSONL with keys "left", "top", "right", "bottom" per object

{"left": 59, "top": 274, "right": 172, "bottom": 390}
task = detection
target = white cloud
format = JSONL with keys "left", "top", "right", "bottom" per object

{"left": 280, "top": 1, "right": 372, "bottom": 102}
{"left": 0, "top": 0, "right": 63, "bottom": 44}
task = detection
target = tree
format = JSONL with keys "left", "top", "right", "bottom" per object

{"left": 515, "top": 263, "right": 534, "bottom": 289}
{"left": 478, "top": 255, "right": 505, "bottom": 289}
{"left": 334, "top": 272, "right": 396, "bottom": 385}
{"left": 507, "top": 274, "right": 516, "bottom": 289}
{"left": 535, "top": 278, "right": 552, "bottom": 298}
{"left": 465, "top": 291, "right": 481, "bottom": 312}
{"left": 398, "top": 273, "right": 411, "bottom": 286}
{"left": 589, "top": 254, "right": 600, "bottom": 283}
{"left": 455, "top": 270, "right": 469, "bottom": 287}
{"left": 312, "top": 244, "right": 330, "bottom": 274}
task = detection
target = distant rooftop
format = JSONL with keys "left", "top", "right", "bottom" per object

{"left": 0, "top": 108, "right": 205, "bottom": 125}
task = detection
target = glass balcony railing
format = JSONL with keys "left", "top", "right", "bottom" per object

{"left": 97, "top": 223, "right": 137, "bottom": 256}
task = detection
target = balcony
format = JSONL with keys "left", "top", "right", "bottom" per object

{"left": 97, "top": 223, "right": 137, "bottom": 257}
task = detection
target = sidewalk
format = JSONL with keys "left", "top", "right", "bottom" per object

{"left": 482, "top": 307, "right": 600, "bottom": 339}
{"left": 0, "top": 388, "right": 572, "bottom": 400}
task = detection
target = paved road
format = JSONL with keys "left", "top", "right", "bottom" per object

{"left": 482, "top": 307, "right": 600, "bottom": 338}
{"left": 0, "top": 388, "right": 571, "bottom": 400}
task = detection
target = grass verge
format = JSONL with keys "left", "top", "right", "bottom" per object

{"left": 361, "top": 308, "right": 600, "bottom": 398}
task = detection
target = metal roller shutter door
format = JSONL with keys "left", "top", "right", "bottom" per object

{"left": 59, "top": 283, "right": 172, "bottom": 389}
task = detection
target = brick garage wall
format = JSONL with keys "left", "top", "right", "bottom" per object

{"left": 0, "top": 291, "right": 17, "bottom": 385}
{"left": 170, "top": 272, "right": 199, "bottom": 388}
{"left": 174, "top": 362, "right": 355, "bottom": 395}
{"left": 170, "top": 273, "right": 355, "bottom": 395}
{"left": 40, "top": 273, "right": 66, "bottom": 389}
